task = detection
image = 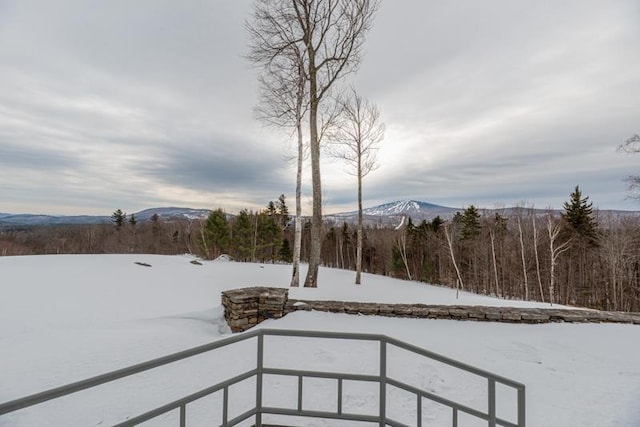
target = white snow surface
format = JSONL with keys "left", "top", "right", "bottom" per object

{"left": 1, "top": 254, "right": 639, "bottom": 426}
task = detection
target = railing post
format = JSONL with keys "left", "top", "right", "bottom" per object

{"left": 379, "top": 337, "right": 386, "bottom": 427}
{"left": 223, "top": 386, "right": 228, "bottom": 425}
{"left": 179, "top": 403, "right": 186, "bottom": 427}
{"left": 297, "top": 375, "right": 303, "bottom": 412}
{"left": 255, "top": 333, "right": 264, "bottom": 427}
{"left": 518, "top": 386, "right": 526, "bottom": 427}
{"left": 488, "top": 379, "right": 496, "bottom": 427}
{"left": 338, "top": 378, "right": 343, "bottom": 415}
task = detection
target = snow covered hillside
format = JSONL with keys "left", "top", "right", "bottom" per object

{"left": 1, "top": 255, "right": 639, "bottom": 426}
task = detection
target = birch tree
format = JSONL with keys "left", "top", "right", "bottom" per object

{"left": 546, "top": 213, "right": 571, "bottom": 305}
{"left": 515, "top": 206, "right": 529, "bottom": 300}
{"left": 247, "top": 0, "right": 381, "bottom": 287}
{"left": 248, "top": 8, "right": 307, "bottom": 287}
{"left": 330, "top": 88, "right": 384, "bottom": 284}
{"left": 443, "top": 221, "right": 464, "bottom": 292}
{"left": 531, "top": 209, "right": 545, "bottom": 302}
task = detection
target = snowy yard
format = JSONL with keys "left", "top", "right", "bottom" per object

{"left": 1, "top": 254, "right": 639, "bottom": 426}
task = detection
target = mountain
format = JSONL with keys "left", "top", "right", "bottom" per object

{"left": 0, "top": 214, "right": 110, "bottom": 227}
{"left": 361, "top": 200, "right": 458, "bottom": 218}
{"left": 0, "top": 207, "right": 212, "bottom": 227}
{"left": 326, "top": 200, "right": 460, "bottom": 227}
{"left": 133, "top": 207, "right": 212, "bottom": 221}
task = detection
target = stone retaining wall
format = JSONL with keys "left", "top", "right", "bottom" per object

{"left": 222, "top": 287, "right": 640, "bottom": 332}
{"left": 222, "top": 287, "right": 288, "bottom": 332}
{"left": 286, "top": 299, "right": 640, "bottom": 324}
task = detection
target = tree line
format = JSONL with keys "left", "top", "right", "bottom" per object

{"left": 3, "top": 187, "right": 640, "bottom": 312}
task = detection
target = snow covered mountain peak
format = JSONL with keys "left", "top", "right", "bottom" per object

{"left": 361, "top": 200, "right": 453, "bottom": 217}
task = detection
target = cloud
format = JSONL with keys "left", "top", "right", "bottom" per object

{"left": 0, "top": 0, "right": 639, "bottom": 214}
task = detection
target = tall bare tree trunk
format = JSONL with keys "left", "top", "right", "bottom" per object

{"left": 547, "top": 214, "right": 571, "bottom": 306}
{"left": 517, "top": 213, "right": 529, "bottom": 300}
{"left": 290, "top": 110, "right": 304, "bottom": 287}
{"left": 444, "top": 222, "right": 464, "bottom": 290}
{"left": 489, "top": 229, "right": 500, "bottom": 297}
{"left": 305, "top": 60, "right": 322, "bottom": 287}
{"left": 355, "top": 162, "right": 363, "bottom": 284}
{"left": 532, "top": 212, "right": 544, "bottom": 302}
{"left": 396, "top": 225, "right": 412, "bottom": 281}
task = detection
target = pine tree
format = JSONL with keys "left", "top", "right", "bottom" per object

{"left": 232, "top": 209, "right": 253, "bottom": 261}
{"left": 128, "top": 213, "right": 137, "bottom": 227}
{"left": 266, "top": 201, "right": 277, "bottom": 217}
{"left": 430, "top": 215, "right": 444, "bottom": 232}
{"left": 256, "top": 210, "right": 282, "bottom": 262}
{"left": 276, "top": 194, "right": 290, "bottom": 228}
{"left": 459, "top": 205, "right": 481, "bottom": 240}
{"left": 203, "top": 209, "right": 230, "bottom": 259}
{"left": 562, "top": 185, "right": 598, "bottom": 243}
{"left": 279, "top": 238, "right": 293, "bottom": 263}
{"left": 111, "top": 209, "right": 126, "bottom": 229}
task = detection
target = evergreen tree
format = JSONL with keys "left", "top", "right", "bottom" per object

{"left": 111, "top": 209, "right": 126, "bottom": 229}
{"left": 203, "top": 209, "right": 230, "bottom": 258}
{"left": 430, "top": 215, "right": 444, "bottom": 232}
{"left": 128, "top": 213, "right": 137, "bottom": 227}
{"left": 256, "top": 211, "right": 282, "bottom": 262}
{"left": 562, "top": 185, "right": 598, "bottom": 243}
{"left": 460, "top": 205, "right": 481, "bottom": 240}
{"left": 279, "top": 238, "right": 293, "bottom": 263}
{"left": 232, "top": 209, "right": 253, "bottom": 261}
{"left": 276, "top": 194, "right": 290, "bottom": 228}
{"left": 266, "top": 201, "right": 277, "bottom": 217}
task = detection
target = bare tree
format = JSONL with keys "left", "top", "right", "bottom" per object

{"left": 247, "top": 0, "right": 381, "bottom": 287}
{"left": 531, "top": 209, "right": 545, "bottom": 302}
{"left": 443, "top": 221, "right": 465, "bottom": 292}
{"left": 330, "top": 88, "right": 384, "bottom": 284}
{"left": 546, "top": 213, "right": 571, "bottom": 305}
{"left": 395, "top": 223, "right": 412, "bottom": 281}
{"left": 515, "top": 206, "right": 529, "bottom": 300}
{"left": 250, "top": 29, "right": 308, "bottom": 287}
{"left": 617, "top": 133, "right": 640, "bottom": 199}
{"left": 599, "top": 215, "right": 636, "bottom": 310}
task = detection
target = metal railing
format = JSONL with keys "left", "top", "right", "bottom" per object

{"left": 0, "top": 329, "right": 525, "bottom": 427}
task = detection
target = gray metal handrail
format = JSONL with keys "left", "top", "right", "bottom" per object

{"left": 0, "top": 328, "right": 525, "bottom": 427}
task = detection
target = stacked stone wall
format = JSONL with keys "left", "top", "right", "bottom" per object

{"left": 221, "top": 287, "right": 640, "bottom": 332}
{"left": 222, "top": 287, "right": 288, "bottom": 332}
{"left": 286, "top": 300, "right": 640, "bottom": 324}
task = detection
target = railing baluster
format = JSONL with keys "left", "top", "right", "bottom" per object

{"left": 223, "top": 386, "right": 228, "bottom": 426}
{"left": 379, "top": 337, "right": 387, "bottom": 427}
{"left": 297, "top": 375, "right": 303, "bottom": 412}
{"left": 417, "top": 394, "right": 422, "bottom": 427}
{"left": 453, "top": 407, "right": 458, "bottom": 427}
{"left": 337, "top": 378, "right": 343, "bottom": 415}
{"left": 179, "top": 403, "right": 186, "bottom": 427}
{"left": 488, "top": 379, "right": 496, "bottom": 427}
{"left": 255, "top": 333, "right": 264, "bottom": 427}
{"left": 518, "top": 385, "right": 526, "bottom": 427}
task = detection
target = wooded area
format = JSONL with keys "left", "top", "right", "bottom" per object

{"left": 2, "top": 190, "right": 639, "bottom": 312}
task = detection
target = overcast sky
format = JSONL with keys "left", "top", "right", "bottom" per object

{"left": 1, "top": 0, "right": 639, "bottom": 216}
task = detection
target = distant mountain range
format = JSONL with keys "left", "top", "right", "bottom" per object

{"left": 0, "top": 207, "right": 213, "bottom": 228}
{"left": 327, "top": 200, "right": 640, "bottom": 228}
{"left": 326, "top": 200, "right": 459, "bottom": 227}
{"left": 1, "top": 200, "right": 638, "bottom": 228}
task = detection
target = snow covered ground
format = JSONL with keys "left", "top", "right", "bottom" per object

{"left": 1, "top": 254, "right": 639, "bottom": 426}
